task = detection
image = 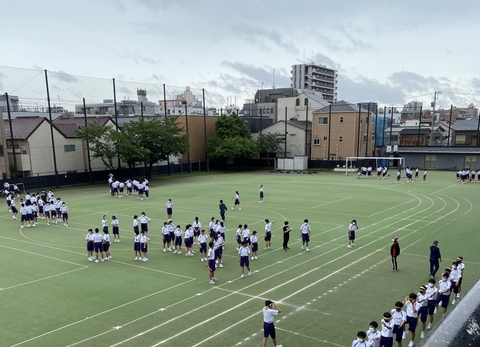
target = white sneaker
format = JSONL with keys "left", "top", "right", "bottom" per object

{"left": 402, "top": 331, "right": 407, "bottom": 339}
{"left": 421, "top": 332, "right": 425, "bottom": 339}
{"left": 95, "top": 259, "right": 99, "bottom": 263}
{"left": 63, "top": 223, "right": 66, "bottom": 226}
{"left": 47, "top": 222, "right": 50, "bottom": 225}
{"left": 167, "top": 248, "right": 172, "bottom": 252}
{"left": 238, "top": 208, "right": 241, "bottom": 210}
{"left": 65, "top": 224, "right": 68, "bottom": 227}
{"left": 408, "top": 341, "right": 414, "bottom": 347}
{"left": 21, "top": 225, "right": 24, "bottom": 228}
{"left": 88, "top": 258, "right": 93, "bottom": 262}
{"left": 135, "top": 257, "right": 138, "bottom": 260}
{"left": 434, "top": 308, "right": 437, "bottom": 314}
{"left": 193, "top": 242, "right": 197, "bottom": 245}
{"left": 301, "top": 246, "right": 304, "bottom": 250}
{"left": 101, "top": 259, "right": 104, "bottom": 262}
{"left": 254, "top": 256, "right": 257, "bottom": 260}
{"left": 248, "top": 271, "right": 251, "bottom": 276}
{"left": 352, "top": 243, "right": 356, "bottom": 246}
{"left": 201, "top": 258, "right": 205, "bottom": 262}
{"left": 209, "top": 280, "right": 215, "bottom": 285}
{"left": 241, "top": 274, "right": 244, "bottom": 279}
{"left": 219, "top": 263, "right": 224, "bottom": 268}
{"left": 177, "top": 251, "right": 181, "bottom": 255}
{"left": 306, "top": 247, "right": 309, "bottom": 252}
{"left": 26, "top": 225, "right": 31, "bottom": 228}
{"left": 147, "top": 237, "right": 151, "bottom": 241}
{"left": 215, "top": 260, "right": 219, "bottom": 264}
{"left": 231, "top": 207, "right": 234, "bottom": 210}
{"left": 452, "top": 299, "right": 456, "bottom": 305}
{"left": 457, "top": 293, "right": 460, "bottom": 298}
{"left": 143, "top": 258, "right": 148, "bottom": 262}
{"left": 108, "top": 256, "right": 112, "bottom": 260}
{"left": 427, "top": 323, "right": 432, "bottom": 330}
{"left": 251, "top": 257, "right": 254, "bottom": 260}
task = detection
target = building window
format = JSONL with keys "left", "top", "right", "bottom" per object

{"left": 0, "top": 145, "right": 3, "bottom": 156}
{"left": 64, "top": 144, "right": 76, "bottom": 152}
{"left": 323, "top": 136, "right": 328, "bottom": 141}
{"left": 295, "top": 98, "right": 300, "bottom": 106}
{"left": 372, "top": 135, "right": 375, "bottom": 142}
{"left": 313, "top": 138, "right": 320, "bottom": 145}
{"left": 271, "top": 108, "right": 273, "bottom": 113}
{"left": 455, "top": 134, "right": 470, "bottom": 145}
{"left": 339, "top": 116, "right": 344, "bottom": 123}
{"left": 425, "top": 155, "right": 436, "bottom": 169}
{"left": 339, "top": 136, "right": 343, "bottom": 143}
{"left": 465, "top": 156, "right": 477, "bottom": 169}
{"left": 363, "top": 134, "right": 368, "bottom": 143}
{"left": 318, "top": 117, "right": 328, "bottom": 125}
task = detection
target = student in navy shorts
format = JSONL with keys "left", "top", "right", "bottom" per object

{"left": 133, "top": 230, "right": 141, "bottom": 260}
{"left": 206, "top": 241, "right": 216, "bottom": 284}
{"left": 238, "top": 241, "right": 251, "bottom": 278}
{"left": 198, "top": 229, "right": 207, "bottom": 261}
{"left": 236, "top": 224, "right": 243, "bottom": 248}
{"left": 262, "top": 300, "right": 282, "bottom": 347}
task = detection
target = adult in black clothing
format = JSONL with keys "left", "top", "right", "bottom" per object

{"left": 390, "top": 236, "right": 400, "bottom": 271}
{"left": 429, "top": 240, "right": 442, "bottom": 278}
{"left": 283, "top": 221, "right": 291, "bottom": 251}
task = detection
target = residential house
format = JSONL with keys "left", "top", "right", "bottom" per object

{"left": 252, "top": 120, "right": 311, "bottom": 157}
{"left": 450, "top": 119, "right": 480, "bottom": 146}
{"left": 0, "top": 110, "right": 11, "bottom": 179}
{"left": 310, "top": 101, "right": 371, "bottom": 160}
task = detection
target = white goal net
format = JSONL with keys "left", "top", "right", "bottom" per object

{"left": 344, "top": 157, "right": 405, "bottom": 176}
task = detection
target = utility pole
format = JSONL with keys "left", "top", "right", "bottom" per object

{"left": 429, "top": 91, "right": 441, "bottom": 146}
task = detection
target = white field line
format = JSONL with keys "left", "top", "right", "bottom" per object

{"left": 10, "top": 189, "right": 448, "bottom": 347}
{"left": 8, "top": 279, "right": 195, "bottom": 347}
{"left": 276, "top": 328, "right": 345, "bottom": 347}
{"left": 309, "top": 196, "right": 352, "bottom": 209}
{"left": 1, "top": 268, "right": 87, "bottom": 291}
{"left": 0, "top": 244, "right": 86, "bottom": 267}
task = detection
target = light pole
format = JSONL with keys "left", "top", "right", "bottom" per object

{"left": 429, "top": 91, "right": 441, "bottom": 145}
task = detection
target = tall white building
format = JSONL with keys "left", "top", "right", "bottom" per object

{"left": 291, "top": 63, "right": 338, "bottom": 103}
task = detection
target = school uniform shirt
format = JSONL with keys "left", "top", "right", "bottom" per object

{"left": 86, "top": 233, "right": 95, "bottom": 242}
{"left": 185, "top": 228, "right": 194, "bottom": 239}
{"left": 103, "top": 233, "right": 110, "bottom": 244}
{"left": 262, "top": 307, "right": 279, "bottom": 323}
{"left": 417, "top": 292, "right": 428, "bottom": 308}
{"left": 265, "top": 223, "right": 272, "bottom": 233}
{"left": 93, "top": 233, "right": 103, "bottom": 243}
{"left": 242, "top": 228, "right": 250, "bottom": 239}
{"left": 218, "top": 225, "right": 226, "bottom": 235}
{"left": 209, "top": 221, "right": 216, "bottom": 231}
{"left": 133, "top": 219, "right": 138, "bottom": 230}
{"left": 367, "top": 329, "right": 381, "bottom": 347}
{"left": 300, "top": 223, "right": 310, "bottom": 234}
{"left": 438, "top": 279, "right": 451, "bottom": 295}
{"left": 405, "top": 301, "right": 421, "bottom": 318}
{"left": 425, "top": 284, "right": 438, "bottom": 300}
{"left": 102, "top": 219, "right": 108, "bottom": 229}
{"left": 25, "top": 205, "right": 33, "bottom": 215}
{"left": 166, "top": 201, "right": 173, "bottom": 209}
{"left": 207, "top": 248, "right": 215, "bottom": 260}
{"left": 214, "top": 238, "right": 223, "bottom": 250}
{"left": 174, "top": 228, "right": 183, "bottom": 237}
{"left": 60, "top": 205, "right": 68, "bottom": 214}
{"left": 55, "top": 200, "right": 62, "bottom": 210}
{"left": 217, "top": 235, "right": 225, "bottom": 246}
{"left": 351, "top": 340, "right": 367, "bottom": 347}
{"left": 390, "top": 309, "right": 406, "bottom": 326}
{"left": 139, "top": 215, "right": 150, "bottom": 224}
{"left": 449, "top": 269, "right": 462, "bottom": 284}
{"left": 198, "top": 234, "right": 207, "bottom": 244}
{"left": 236, "top": 228, "right": 242, "bottom": 238}
{"left": 250, "top": 235, "right": 258, "bottom": 244}
{"left": 193, "top": 221, "right": 201, "bottom": 231}
{"left": 348, "top": 223, "right": 357, "bottom": 232}
{"left": 457, "top": 262, "right": 465, "bottom": 274}
{"left": 20, "top": 206, "right": 27, "bottom": 216}
{"left": 162, "top": 226, "right": 169, "bottom": 236}
{"left": 111, "top": 219, "right": 119, "bottom": 228}
{"left": 380, "top": 319, "right": 393, "bottom": 337}
{"left": 238, "top": 246, "right": 250, "bottom": 257}
{"left": 139, "top": 235, "right": 147, "bottom": 244}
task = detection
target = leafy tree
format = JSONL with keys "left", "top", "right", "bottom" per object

{"left": 111, "top": 122, "right": 146, "bottom": 172}
{"left": 256, "top": 133, "right": 284, "bottom": 167}
{"left": 138, "top": 117, "right": 189, "bottom": 178}
{"left": 206, "top": 112, "right": 259, "bottom": 162}
{"left": 75, "top": 121, "right": 117, "bottom": 170}
{"left": 214, "top": 113, "right": 251, "bottom": 139}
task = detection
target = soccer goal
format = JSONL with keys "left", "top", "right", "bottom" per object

{"left": 344, "top": 157, "right": 405, "bottom": 176}
{"left": 14, "top": 182, "right": 26, "bottom": 194}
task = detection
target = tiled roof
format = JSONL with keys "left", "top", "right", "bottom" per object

{"left": 53, "top": 116, "right": 111, "bottom": 138}
{"left": 4, "top": 117, "right": 46, "bottom": 140}
{"left": 286, "top": 120, "right": 312, "bottom": 131}
{"left": 451, "top": 119, "right": 479, "bottom": 131}
{"left": 313, "top": 100, "right": 369, "bottom": 113}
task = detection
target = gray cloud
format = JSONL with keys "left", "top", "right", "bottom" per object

{"left": 49, "top": 70, "right": 79, "bottom": 83}
{"left": 232, "top": 25, "right": 299, "bottom": 55}
{"left": 221, "top": 61, "right": 290, "bottom": 88}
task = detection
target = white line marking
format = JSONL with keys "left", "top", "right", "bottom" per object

{"left": 276, "top": 327, "right": 345, "bottom": 346}
{"left": 309, "top": 196, "right": 352, "bottom": 209}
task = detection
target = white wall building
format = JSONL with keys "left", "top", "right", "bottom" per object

{"left": 291, "top": 63, "right": 338, "bottom": 103}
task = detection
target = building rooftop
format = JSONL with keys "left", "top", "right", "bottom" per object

{"left": 313, "top": 100, "right": 369, "bottom": 113}
{"left": 4, "top": 117, "right": 46, "bottom": 140}
{"left": 451, "top": 119, "right": 479, "bottom": 131}
{"left": 52, "top": 115, "right": 112, "bottom": 138}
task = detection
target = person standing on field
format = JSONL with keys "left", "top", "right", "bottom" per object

{"left": 429, "top": 240, "right": 442, "bottom": 278}
{"left": 347, "top": 219, "right": 358, "bottom": 248}
{"left": 282, "top": 221, "right": 291, "bottom": 251}
{"left": 300, "top": 219, "right": 311, "bottom": 252}
{"left": 218, "top": 200, "right": 227, "bottom": 221}
{"left": 262, "top": 300, "right": 282, "bottom": 347}
{"left": 391, "top": 236, "right": 400, "bottom": 272}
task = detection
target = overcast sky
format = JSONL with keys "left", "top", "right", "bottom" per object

{"left": 1, "top": 0, "right": 480, "bottom": 111}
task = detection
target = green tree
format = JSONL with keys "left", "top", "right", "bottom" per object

{"left": 138, "top": 117, "right": 189, "bottom": 178}
{"left": 206, "top": 112, "right": 259, "bottom": 162}
{"left": 256, "top": 133, "right": 284, "bottom": 167}
{"left": 75, "top": 121, "right": 117, "bottom": 170}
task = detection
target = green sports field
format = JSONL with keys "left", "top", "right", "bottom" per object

{"left": 1, "top": 170, "right": 478, "bottom": 347}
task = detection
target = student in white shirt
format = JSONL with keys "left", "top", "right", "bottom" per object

{"left": 85, "top": 228, "right": 95, "bottom": 261}
{"left": 262, "top": 300, "right": 282, "bottom": 347}
{"left": 390, "top": 301, "right": 406, "bottom": 346}
{"left": 238, "top": 241, "right": 251, "bottom": 279}
{"left": 139, "top": 212, "right": 151, "bottom": 240}
{"left": 103, "top": 229, "right": 111, "bottom": 260}
{"left": 162, "top": 222, "right": 171, "bottom": 252}
{"left": 93, "top": 228, "right": 105, "bottom": 262}
{"left": 403, "top": 293, "right": 421, "bottom": 347}
{"left": 198, "top": 229, "right": 208, "bottom": 261}
{"left": 366, "top": 321, "right": 381, "bottom": 347}
{"left": 455, "top": 256, "right": 465, "bottom": 299}
{"left": 250, "top": 231, "right": 258, "bottom": 260}
{"left": 111, "top": 216, "right": 120, "bottom": 242}
{"left": 174, "top": 225, "right": 183, "bottom": 254}
{"left": 192, "top": 217, "right": 201, "bottom": 245}
{"left": 351, "top": 331, "right": 368, "bottom": 347}
{"left": 300, "top": 219, "right": 311, "bottom": 251}
{"left": 347, "top": 219, "right": 358, "bottom": 248}
{"left": 232, "top": 191, "right": 241, "bottom": 210}
{"left": 140, "top": 230, "right": 148, "bottom": 261}
{"left": 184, "top": 224, "right": 194, "bottom": 256}
{"left": 264, "top": 219, "right": 274, "bottom": 250}
{"left": 379, "top": 312, "right": 394, "bottom": 347}
{"left": 214, "top": 233, "right": 225, "bottom": 268}
{"left": 449, "top": 261, "right": 462, "bottom": 305}
{"left": 436, "top": 272, "right": 451, "bottom": 315}
{"left": 133, "top": 230, "right": 141, "bottom": 260}
{"left": 166, "top": 199, "right": 173, "bottom": 219}
{"left": 259, "top": 184, "right": 264, "bottom": 203}
{"left": 206, "top": 241, "right": 216, "bottom": 284}
{"left": 417, "top": 286, "right": 428, "bottom": 339}
{"left": 425, "top": 278, "right": 438, "bottom": 330}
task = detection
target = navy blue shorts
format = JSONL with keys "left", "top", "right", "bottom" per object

{"left": 200, "top": 242, "right": 207, "bottom": 253}
{"left": 264, "top": 231, "right": 271, "bottom": 241}
{"left": 175, "top": 236, "right": 182, "bottom": 246}
{"left": 427, "top": 300, "right": 436, "bottom": 315}
{"left": 419, "top": 306, "right": 428, "bottom": 322}
{"left": 11, "top": 206, "right": 17, "bottom": 213}
{"left": 348, "top": 230, "right": 355, "bottom": 241}
{"left": 252, "top": 242, "right": 258, "bottom": 252}
{"left": 263, "top": 322, "right": 276, "bottom": 339}
{"left": 134, "top": 242, "right": 140, "bottom": 251}
{"left": 103, "top": 243, "right": 110, "bottom": 252}
{"left": 208, "top": 259, "right": 215, "bottom": 272}
{"left": 141, "top": 223, "right": 148, "bottom": 232}
{"left": 167, "top": 208, "right": 172, "bottom": 215}
{"left": 112, "top": 227, "right": 119, "bottom": 235}
{"left": 240, "top": 256, "right": 249, "bottom": 267}
{"left": 393, "top": 324, "right": 403, "bottom": 342}
{"left": 302, "top": 233, "right": 310, "bottom": 243}
{"left": 87, "top": 242, "right": 94, "bottom": 251}
{"left": 184, "top": 238, "right": 192, "bottom": 248}
{"left": 94, "top": 242, "right": 103, "bottom": 253}
{"left": 406, "top": 316, "right": 418, "bottom": 332}
{"left": 141, "top": 244, "right": 147, "bottom": 253}
{"left": 236, "top": 236, "right": 242, "bottom": 245}
{"left": 163, "top": 234, "right": 170, "bottom": 244}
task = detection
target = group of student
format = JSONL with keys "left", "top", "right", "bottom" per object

{"left": 5, "top": 189, "right": 69, "bottom": 228}
{"left": 351, "top": 255, "right": 465, "bottom": 347}
{"left": 396, "top": 167, "right": 427, "bottom": 184}
{"left": 456, "top": 168, "right": 480, "bottom": 183}
{"left": 108, "top": 174, "right": 150, "bottom": 200}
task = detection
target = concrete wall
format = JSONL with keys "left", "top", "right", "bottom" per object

{"left": 253, "top": 121, "right": 309, "bottom": 157}
{"left": 402, "top": 153, "right": 480, "bottom": 170}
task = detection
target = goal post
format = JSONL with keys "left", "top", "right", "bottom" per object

{"left": 344, "top": 157, "right": 405, "bottom": 176}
